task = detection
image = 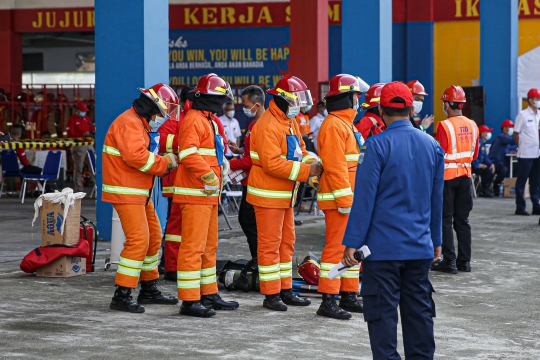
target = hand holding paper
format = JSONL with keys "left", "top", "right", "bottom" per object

{"left": 329, "top": 245, "right": 371, "bottom": 280}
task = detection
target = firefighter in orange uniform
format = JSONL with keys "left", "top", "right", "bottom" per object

{"left": 103, "top": 83, "right": 181, "bottom": 313}
{"left": 247, "top": 75, "right": 323, "bottom": 311}
{"left": 174, "top": 74, "right": 239, "bottom": 318}
{"left": 316, "top": 74, "right": 369, "bottom": 319}
{"left": 355, "top": 83, "right": 386, "bottom": 139}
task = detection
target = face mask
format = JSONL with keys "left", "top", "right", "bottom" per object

{"left": 352, "top": 103, "right": 359, "bottom": 111}
{"left": 534, "top": 100, "right": 540, "bottom": 109}
{"left": 323, "top": 109, "right": 328, "bottom": 116}
{"left": 508, "top": 128, "right": 514, "bottom": 136}
{"left": 413, "top": 101, "right": 423, "bottom": 114}
{"left": 79, "top": 112, "right": 86, "bottom": 117}
{"left": 286, "top": 106, "right": 301, "bottom": 119}
{"left": 485, "top": 132, "right": 492, "bottom": 141}
{"left": 304, "top": 105, "right": 312, "bottom": 112}
{"left": 149, "top": 115, "right": 166, "bottom": 131}
{"left": 226, "top": 110, "right": 235, "bottom": 118}
{"left": 243, "top": 104, "right": 257, "bottom": 118}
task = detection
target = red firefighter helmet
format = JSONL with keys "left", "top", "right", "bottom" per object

{"left": 501, "top": 119, "right": 514, "bottom": 128}
{"left": 267, "top": 75, "right": 314, "bottom": 107}
{"left": 361, "top": 83, "right": 386, "bottom": 109}
{"left": 441, "top": 85, "right": 466, "bottom": 103}
{"left": 138, "top": 83, "right": 180, "bottom": 120}
{"left": 325, "top": 74, "right": 369, "bottom": 99}
{"left": 76, "top": 102, "right": 89, "bottom": 112}
{"left": 407, "top": 80, "right": 428, "bottom": 96}
{"left": 297, "top": 254, "right": 320, "bottom": 285}
{"left": 192, "top": 73, "right": 234, "bottom": 100}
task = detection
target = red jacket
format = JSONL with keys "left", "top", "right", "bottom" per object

{"left": 16, "top": 148, "right": 30, "bottom": 167}
{"left": 355, "top": 113, "right": 386, "bottom": 139}
{"left": 66, "top": 115, "right": 91, "bottom": 138}
{"left": 230, "top": 120, "right": 257, "bottom": 186}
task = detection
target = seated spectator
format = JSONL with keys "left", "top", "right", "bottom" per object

{"left": 10, "top": 124, "right": 42, "bottom": 175}
{"left": 488, "top": 119, "right": 517, "bottom": 196}
{"left": 472, "top": 125, "right": 495, "bottom": 198}
{"left": 309, "top": 101, "right": 326, "bottom": 152}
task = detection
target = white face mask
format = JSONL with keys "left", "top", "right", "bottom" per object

{"left": 149, "top": 115, "right": 166, "bottom": 131}
{"left": 225, "top": 110, "right": 235, "bottom": 119}
{"left": 323, "top": 109, "right": 328, "bottom": 116}
{"left": 413, "top": 101, "right": 423, "bottom": 114}
{"left": 243, "top": 104, "right": 257, "bottom": 118}
{"left": 508, "top": 128, "right": 514, "bottom": 136}
{"left": 485, "top": 132, "right": 492, "bottom": 141}
{"left": 534, "top": 100, "right": 540, "bottom": 109}
{"left": 286, "top": 106, "right": 301, "bottom": 119}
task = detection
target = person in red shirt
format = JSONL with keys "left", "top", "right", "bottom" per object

{"left": 355, "top": 83, "right": 386, "bottom": 139}
{"left": 11, "top": 125, "right": 42, "bottom": 175}
{"left": 67, "top": 102, "right": 94, "bottom": 192}
{"left": 228, "top": 85, "right": 265, "bottom": 258}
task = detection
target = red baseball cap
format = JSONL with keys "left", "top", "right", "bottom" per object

{"left": 380, "top": 81, "right": 413, "bottom": 109}
{"left": 77, "top": 102, "right": 89, "bottom": 112}
{"left": 527, "top": 88, "right": 540, "bottom": 98}
{"left": 478, "top": 125, "right": 493, "bottom": 133}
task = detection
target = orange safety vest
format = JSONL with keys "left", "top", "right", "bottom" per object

{"left": 247, "top": 100, "right": 317, "bottom": 209}
{"left": 101, "top": 107, "right": 169, "bottom": 204}
{"left": 439, "top": 115, "right": 478, "bottom": 180}
{"left": 296, "top": 113, "right": 311, "bottom": 135}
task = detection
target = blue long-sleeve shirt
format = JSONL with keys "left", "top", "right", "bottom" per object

{"left": 488, "top": 133, "right": 517, "bottom": 165}
{"left": 472, "top": 137, "right": 493, "bottom": 169}
{"left": 342, "top": 120, "right": 444, "bottom": 261}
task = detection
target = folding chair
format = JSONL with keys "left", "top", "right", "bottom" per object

{"left": 87, "top": 149, "right": 97, "bottom": 198}
{"left": 471, "top": 174, "right": 479, "bottom": 197}
{"left": 21, "top": 151, "right": 62, "bottom": 204}
{"left": 0, "top": 150, "right": 21, "bottom": 198}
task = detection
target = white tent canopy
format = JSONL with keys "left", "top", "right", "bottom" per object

{"left": 518, "top": 45, "right": 540, "bottom": 110}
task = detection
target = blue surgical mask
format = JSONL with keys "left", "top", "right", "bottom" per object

{"left": 149, "top": 115, "right": 167, "bottom": 131}
{"left": 353, "top": 103, "right": 359, "bottom": 111}
{"left": 286, "top": 106, "right": 301, "bottom": 119}
{"left": 243, "top": 104, "right": 257, "bottom": 118}
{"left": 79, "top": 112, "right": 86, "bottom": 117}
{"left": 304, "top": 105, "right": 312, "bottom": 112}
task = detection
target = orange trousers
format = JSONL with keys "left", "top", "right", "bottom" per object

{"left": 318, "top": 209, "right": 360, "bottom": 294}
{"left": 114, "top": 201, "right": 162, "bottom": 288}
{"left": 176, "top": 204, "right": 218, "bottom": 301}
{"left": 164, "top": 204, "right": 182, "bottom": 273}
{"left": 254, "top": 206, "right": 295, "bottom": 295}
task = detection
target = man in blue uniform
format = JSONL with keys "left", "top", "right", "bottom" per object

{"left": 472, "top": 125, "right": 495, "bottom": 198}
{"left": 341, "top": 82, "right": 443, "bottom": 360}
{"left": 488, "top": 119, "right": 517, "bottom": 197}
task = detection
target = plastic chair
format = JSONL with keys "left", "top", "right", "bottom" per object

{"left": 0, "top": 150, "right": 21, "bottom": 198}
{"left": 21, "top": 151, "right": 62, "bottom": 204}
{"left": 87, "top": 149, "right": 97, "bottom": 198}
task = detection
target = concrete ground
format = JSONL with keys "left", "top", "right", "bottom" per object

{"left": 0, "top": 194, "right": 539, "bottom": 359}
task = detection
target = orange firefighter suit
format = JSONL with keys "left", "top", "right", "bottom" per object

{"left": 173, "top": 109, "right": 223, "bottom": 301}
{"left": 247, "top": 100, "right": 318, "bottom": 295}
{"left": 102, "top": 107, "right": 171, "bottom": 289}
{"left": 317, "top": 108, "right": 362, "bottom": 294}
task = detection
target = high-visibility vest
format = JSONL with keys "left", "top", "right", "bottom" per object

{"left": 439, "top": 116, "right": 478, "bottom": 180}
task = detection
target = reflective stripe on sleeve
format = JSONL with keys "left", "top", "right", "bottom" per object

{"left": 102, "top": 184, "right": 149, "bottom": 196}
{"left": 199, "top": 148, "right": 217, "bottom": 156}
{"left": 247, "top": 186, "right": 292, "bottom": 199}
{"left": 288, "top": 161, "right": 301, "bottom": 181}
{"left": 139, "top": 152, "right": 155, "bottom": 172}
{"left": 166, "top": 134, "right": 175, "bottom": 153}
{"left": 174, "top": 187, "right": 220, "bottom": 197}
{"left": 332, "top": 187, "right": 353, "bottom": 198}
{"left": 345, "top": 154, "right": 360, "bottom": 162}
{"left": 302, "top": 155, "right": 318, "bottom": 163}
{"left": 317, "top": 192, "right": 335, "bottom": 201}
{"left": 164, "top": 234, "right": 182, "bottom": 242}
{"left": 162, "top": 186, "right": 174, "bottom": 194}
{"left": 179, "top": 147, "right": 198, "bottom": 160}
{"left": 250, "top": 151, "right": 259, "bottom": 160}
{"left": 103, "top": 145, "right": 121, "bottom": 156}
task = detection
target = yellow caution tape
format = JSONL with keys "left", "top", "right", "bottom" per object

{"left": 0, "top": 139, "right": 95, "bottom": 150}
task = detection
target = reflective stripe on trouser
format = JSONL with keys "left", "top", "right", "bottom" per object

{"left": 164, "top": 203, "right": 182, "bottom": 273}
{"left": 114, "top": 201, "right": 162, "bottom": 288}
{"left": 318, "top": 209, "right": 360, "bottom": 294}
{"left": 177, "top": 204, "right": 218, "bottom": 301}
{"left": 254, "top": 206, "right": 296, "bottom": 295}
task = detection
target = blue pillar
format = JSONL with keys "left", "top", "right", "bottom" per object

{"left": 95, "top": 0, "right": 169, "bottom": 240}
{"left": 480, "top": 0, "right": 518, "bottom": 130}
{"left": 341, "top": 0, "right": 392, "bottom": 85}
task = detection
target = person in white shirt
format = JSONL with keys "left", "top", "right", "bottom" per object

{"left": 513, "top": 88, "right": 540, "bottom": 215}
{"left": 309, "top": 101, "right": 327, "bottom": 152}
{"left": 219, "top": 102, "right": 242, "bottom": 159}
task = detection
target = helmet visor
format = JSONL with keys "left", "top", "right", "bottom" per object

{"left": 213, "top": 82, "right": 235, "bottom": 101}
{"left": 355, "top": 77, "right": 370, "bottom": 93}
{"left": 278, "top": 89, "right": 314, "bottom": 107}
{"left": 155, "top": 99, "right": 180, "bottom": 121}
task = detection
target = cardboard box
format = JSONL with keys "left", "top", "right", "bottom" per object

{"left": 40, "top": 199, "right": 81, "bottom": 246}
{"left": 503, "top": 178, "right": 529, "bottom": 198}
{"left": 36, "top": 256, "right": 86, "bottom": 278}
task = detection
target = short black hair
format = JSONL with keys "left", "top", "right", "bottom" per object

{"left": 241, "top": 85, "right": 265, "bottom": 105}
{"left": 381, "top": 105, "right": 412, "bottom": 117}
{"left": 317, "top": 100, "right": 325, "bottom": 107}
{"left": 445, "top": 101, "right": 464, "bottom": 110}
{"left": 180, "top": 86, "right": 193, "bottom": 104}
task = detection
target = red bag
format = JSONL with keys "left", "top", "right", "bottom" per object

{"left": 20, "top": 239, "right": 89, "bottom": 273}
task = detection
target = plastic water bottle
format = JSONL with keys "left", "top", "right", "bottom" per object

{"left": 499, "top": 183, "right": 504, "bottom": 198}
{"left": 313, "top": 201, "right": 320, "bottom": 216}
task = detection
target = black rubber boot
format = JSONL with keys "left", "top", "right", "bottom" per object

{"left": 179, "top": 300, "right": 216, "bottom": 318}
{"left": 137, "top": 280, "right": 179, "bottom": 305}
{"left": 280, "top": 289, "right": 311, "bottom": 306}
{"left": 263, "top": 294, "right": 287, "bottom": 311}
{"left": 163, "top": 272, "right": 176, "bottom": 282}
{"left": 201, "top": 293, "right": 239, "bottom": 310}
{"left": 110, "top": 286, "right": 145, "bottom": 313}
{"left": 316, "top": 293, "right": 352, "bottom": 320}
{"left": 456, "top": 261, "right": 471, "bottom": 272}
{"left": 431, "top": 258, "right": 458, "bottom": 274}
{"left": 339, "top": 292, "right": 363, "bottom": 313}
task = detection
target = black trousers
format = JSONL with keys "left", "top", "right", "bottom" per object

{"left": 492, "top": 162, "right": 508, "bottom": 190}
{"left": 238, "top": 185, "right": 258, "bottom": 258}
{"left": 361, "top": 259, "right": 435, "bottom": 360}
{"left": 21, "top": 165, "right": 42, "bottom": 175}
{"left": 472, "top": 166, "right": 493, "bottom": 188}
{"left": 515, "top": 157, "right": 540, "bottom": 212}
{"left": 442, "top": 176, "right": 473, "bottom": 263}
